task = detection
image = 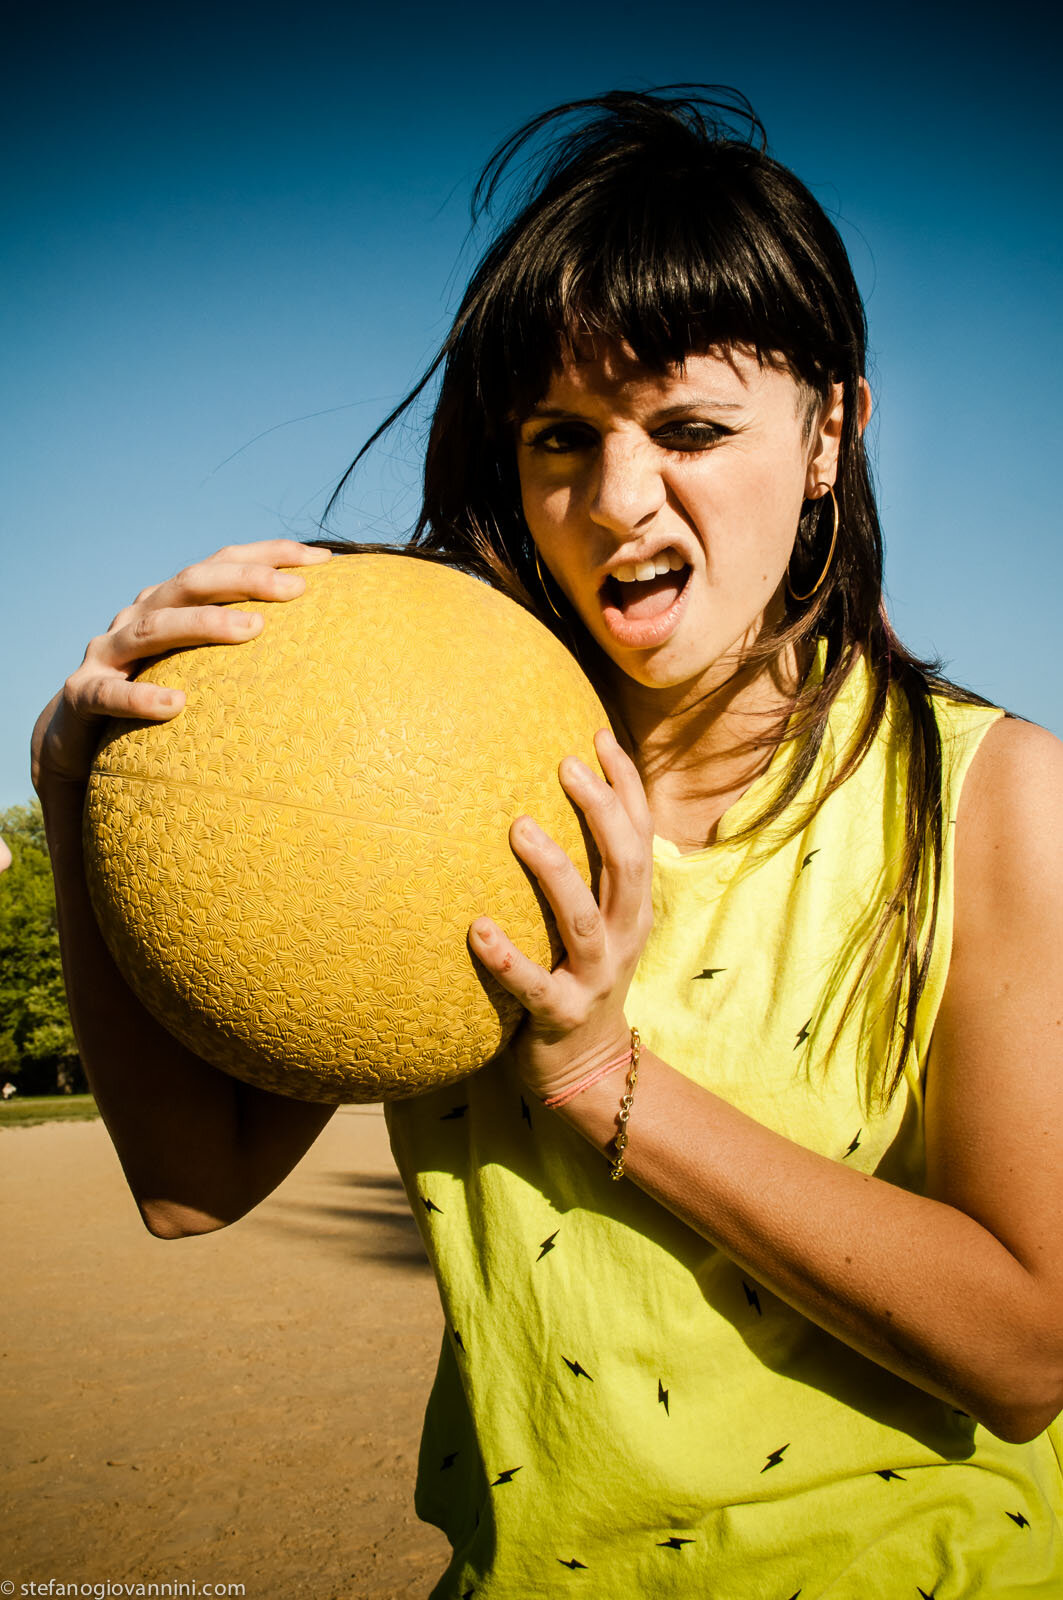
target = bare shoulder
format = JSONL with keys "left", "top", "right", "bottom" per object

{"left": 927, "top": 713, "right": 1063, "bottom": 1284}
{"left": 958, "top": 714, "right": 1063, "bottom": 817}
{"left": 953, "top": 716, "right": 1063, "bottom": 926}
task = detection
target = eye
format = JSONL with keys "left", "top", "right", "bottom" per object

{"left": 522, "top": 421, "right": 598, "bottom": 455}
{"left": 652, "top": 421, "right": 731, "bottom": 452}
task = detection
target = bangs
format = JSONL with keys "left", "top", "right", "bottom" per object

{"left": 462, "top": 137, "right": 858, "bottom": 430}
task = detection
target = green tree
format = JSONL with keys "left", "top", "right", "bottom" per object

{"left": 0, "top": 800, "right": 83, "bottom": 1094}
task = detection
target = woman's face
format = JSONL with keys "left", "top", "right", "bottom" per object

{"left": 516, "top": 342, "right": 843, "bottom": 702}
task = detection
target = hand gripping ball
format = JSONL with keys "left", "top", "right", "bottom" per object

{"left": 83, "top": 553, "right": 609, "bottom": 1103}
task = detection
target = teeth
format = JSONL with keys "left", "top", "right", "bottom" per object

{"left": 612, "top": 550, "right": 686, "bottom": 583}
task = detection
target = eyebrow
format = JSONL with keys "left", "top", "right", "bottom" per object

{"left": 654, "top": 400, "right": 747, "bottom": 418}
{"left": 521, "top": 397, "right": 747, "bottom": 423}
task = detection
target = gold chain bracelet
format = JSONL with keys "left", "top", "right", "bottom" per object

{"left": 609, "top": 1026, "right": 641, "bottom": 1181}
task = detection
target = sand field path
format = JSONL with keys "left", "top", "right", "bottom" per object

{"left": 2, "top": 1107, "right": 450, "bottom": 1600}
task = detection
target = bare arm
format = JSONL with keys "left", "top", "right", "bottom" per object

{"left": 33, "top": 540, "right": 337, "bottom": 1238}
{"left": 471, "top": 721, "right": 1063, "bottom": 1442}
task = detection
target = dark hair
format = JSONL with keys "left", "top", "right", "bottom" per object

{"left": 324, "top": 86, "right": 993, "bottom": 1106}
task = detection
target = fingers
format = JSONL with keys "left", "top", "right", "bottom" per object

{"left": 38, "top": 542, "right": 331, "bottom": 788}
{"left": 509, "top": 815, "right": 608, "bottom": 970}
{"left": 498, "top": 729, "right": 652, "bottom": 984}
{"left": 558, "top": 733, "right": 653, "bottom": 931}
{"left": 469, "top": 731, "right": 653, "bottom": 1046}
{"left": 116, "top": 543, "right": 332, "bottom": 656}
{"left": 76, "top": 542, "right": 334, "bottom": 717}
{"left": 127, "top": 542, "right": 330, "bottom": 612}
{"left": 594, "top": 727, "right": 653, "bottom": 836}
{"left": 66, "top": 670, "right": 186, "bottom": 726}
{"left": 90, "top": 602, "right": 265, "bottom": 673}
{"left": 137, "top": 556, "right": 316, "bottom": 615}
{"left": 210, "top": 539, "right": 332, "bottom": 568}
{"left": 468, "top": 918, "right": 558, "bottom": 1016}
{"left": 105, "top": 545, "right": 329, "bottom": 654}
{"left": 470, "top": 806, "right": 615, "bottom": 1025}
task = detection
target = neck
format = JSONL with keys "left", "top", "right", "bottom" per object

{"left": 601, "top": 644, "right": 809, "bottom": 852}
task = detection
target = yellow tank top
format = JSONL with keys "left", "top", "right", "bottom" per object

{"left": 386, "top": 658, "right": 1063, "bottom": 1598}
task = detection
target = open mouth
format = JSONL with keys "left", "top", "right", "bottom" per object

{"left": 601, "top": 552, "right": 692, "bottom": 623}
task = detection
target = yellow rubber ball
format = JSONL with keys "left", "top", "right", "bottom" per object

{"left": 84, "top": 553, "right": 608, "bottom": 1103}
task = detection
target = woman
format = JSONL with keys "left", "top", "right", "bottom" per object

{"left": 33, "top": 90, "right": 1063, "bottom": 1597}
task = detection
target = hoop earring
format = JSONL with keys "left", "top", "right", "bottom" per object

{"left": 534, "top": 546, "right": 565, "bottom": 621}
{"left": 786, "top": 486, "right": 839, "bottom": 603}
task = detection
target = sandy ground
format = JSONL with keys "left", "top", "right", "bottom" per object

{"left": 1, "top": 1109, "right": 452, "bottom": 1600}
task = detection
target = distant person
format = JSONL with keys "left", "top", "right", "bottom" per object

{"left": 32, "top": 90, "right": 1063, "bottom": 1596}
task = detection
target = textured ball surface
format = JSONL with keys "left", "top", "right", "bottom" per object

{"left": 84, "top": 554, "right": 608, "bottom": 1102}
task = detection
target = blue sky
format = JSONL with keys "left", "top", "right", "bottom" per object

{"left": 3, "top": 1, "right": 1060, "bottom": 808}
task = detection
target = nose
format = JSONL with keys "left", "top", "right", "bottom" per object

{"left": 588, "top": 433, "right": 666, "bottom": 535}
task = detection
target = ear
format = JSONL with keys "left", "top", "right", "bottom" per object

{"left": 804, "top": 382, "right": 846, "bottom": 497}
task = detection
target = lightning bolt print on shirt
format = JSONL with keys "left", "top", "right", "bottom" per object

{"left": 385, "top": 672, "right": 1060, "bottom": 1597}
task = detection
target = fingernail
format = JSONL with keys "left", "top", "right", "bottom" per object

{"left": 238, "top": 612, "right": 262, "bottom": 631}
{"left": 275, "top": 574, "right": 304, "bottom": 596}
{"left": 157, "top": 690, "right": 179, "bottom": 709}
